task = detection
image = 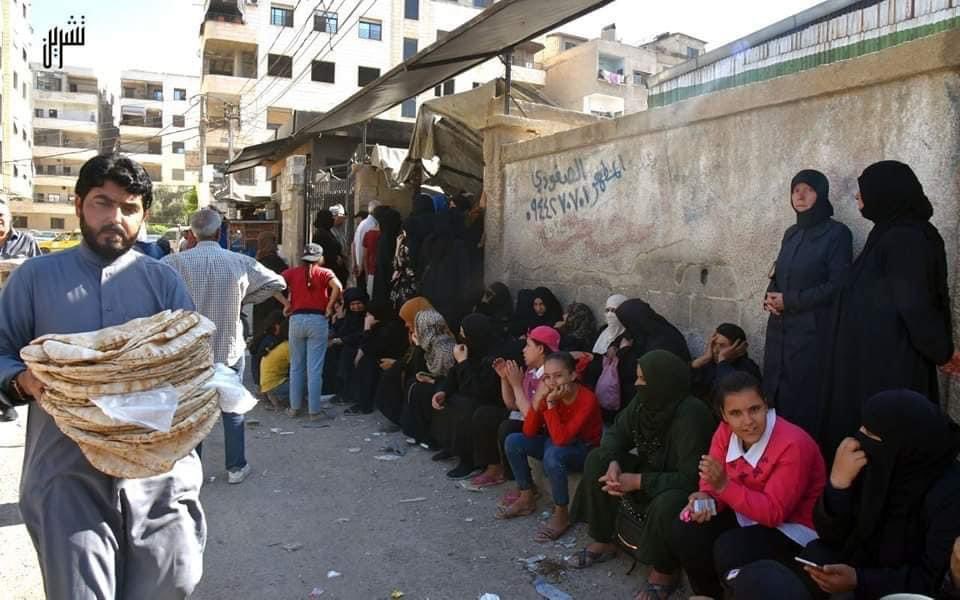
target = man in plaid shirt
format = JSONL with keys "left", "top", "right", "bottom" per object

{"left": 164, "top": 208, "right": 287, "bottom": 484}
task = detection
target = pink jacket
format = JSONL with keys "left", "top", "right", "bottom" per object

{"left": 701, "top": 412, "right": 826, "bottom": 531}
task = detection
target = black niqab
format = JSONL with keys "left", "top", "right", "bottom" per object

{"left": 790, "top": 169, "right": 834, "bottom": 229}
{"left": 846, "top": 389, "right": 960, "bottom": 564}
{"left": 477, "top": 282, "right": 513, "bottom": 321}
{"left": 461, "top": 313, "right": 503, "bottom": 359}
{"left": 615, "top": 299, "right": 691, "bottom": 361}
{"left": 858, "top": 160, "right": 934, "bottom": 225}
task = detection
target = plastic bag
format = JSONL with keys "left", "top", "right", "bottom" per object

{"left": 91, "top": 385, "right": 179, "bottom": 432}
{"left": 205, "top": 363, "right": 259, "bottom": 414}
{"left": 595, "top": 354, "right": 621, "bottom": 412}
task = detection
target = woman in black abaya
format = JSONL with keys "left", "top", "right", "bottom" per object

{"left": 818, "top": 161, "right": 954, "bottom": 457}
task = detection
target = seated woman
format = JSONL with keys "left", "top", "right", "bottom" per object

{"left": 343, "top": 302, "right": 409, "bottom": 415}
{"left": 249, "top": 310, "right": 285, "bottom": 391}
{"left": 510, "top": 287, "right": 563, "bottom": 337}
{"left": 567, "top": 350, "right": 715, "bottom": 598}
{"left": 375, "top": 297, "right": 438, "bottom": 426}
{"left": 498, "top": 352, "right": 603, "bottom": 543}
{"left": 400, "top": 308, "right": 456, "bottom": 443}
{"left": 797, "top": 389, "right": 960, "bottom": 599}
{"left": 690, "top": 323, "right": 762, "bottom": 402}
{"left": 324, "top": 287, "right": 368, "bottom": 401}
{"left": 429, "top": 313, "right": 521, "bottom": 479}
{"left": 259, "top": 318, "right": 291, "bottom": 411}
{"left": 475, "top": 282, "right": 514, "bottom": 337}
{"left": 556, "top": 302, "right": 598, "bottom": 351}
{"left": 469, "top": 326, "right": 560, "bottom": 492}
{"left": 670, "top": 372, "right": 826, "bottom": 600}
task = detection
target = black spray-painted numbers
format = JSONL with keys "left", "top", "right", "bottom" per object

{"left": 526, "top": 155, "right": 627, "bottom": 222}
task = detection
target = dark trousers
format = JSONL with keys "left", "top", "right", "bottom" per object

{"left": 374, "top": 368, "right": 405, "bottom": 426}
{"left": 470, "top": 405, "right": 509, "bottom": 468}
{"left": 670, "top": 511, "right": 804, "bottom": 598}
{"left": 402, "top": 381, "right": 439, "bottom": 444}
{"left": 351, "top": 354, "right": 381, "bottom": 412}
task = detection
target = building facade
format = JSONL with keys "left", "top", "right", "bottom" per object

{"left": 198, "top": 0, "right": 535, "bottom": 202}
{"left": 539, "top": 26, "right": 706, "bottom": 117}
{"left": 1, "top": 0, "right": 34, "bottom": 202}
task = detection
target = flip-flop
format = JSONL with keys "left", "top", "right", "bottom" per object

{"left": 633, "top": 581, "right": 678, "bottom": 600}
{"left": 495, "top": 501, "right": 537, "bottom": 520}
{"left": 566, "top": 547, "right": 618, "bottom": 569}
{"left": 534, "top": 523, "right": 570, "bottom": 543}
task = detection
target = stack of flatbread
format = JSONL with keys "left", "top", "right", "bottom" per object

{"left": 21, "top": 310, "right": 221, "bottom": 478}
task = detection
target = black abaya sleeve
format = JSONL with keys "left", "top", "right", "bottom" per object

{"left": 883, "top": 228, "right": 954, "bottom": 365}
{"left": 783, "top": 225, "right": 852, "bottom": 312}
{"left": 813, "top": 484, "right": 856, "bottom": 549}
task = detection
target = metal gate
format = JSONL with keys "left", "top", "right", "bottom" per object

{"left": 303, "top": 160, "right": 354, "bottom": 246}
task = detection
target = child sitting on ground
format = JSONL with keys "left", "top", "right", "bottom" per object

{"left": 259, "top": 318, "right": 291, "bottom": 411}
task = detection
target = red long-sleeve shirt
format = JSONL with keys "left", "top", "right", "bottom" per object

{"left": 522, "top": 385, "right": 603, "bottom": 447}
{"left": 700, "top": 412, "right": 826, "bottom": 532}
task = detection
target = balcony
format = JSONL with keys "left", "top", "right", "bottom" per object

{"left": 34, "top": 116, "right": 97, "bottom": 135}
{"left": 34, "top": 88, "right": 99, "bottom": 105}
{"left": 201, "top": 0, "right": 256, "bottom": 46}
{"left": 35, "top": 173, "right": 77, "bottom": 188}
{"left": 33, "top": 131, "right": 99, "bottom": 154}
{"left": 121, "top": 81, "right": 164, "bottom": 103}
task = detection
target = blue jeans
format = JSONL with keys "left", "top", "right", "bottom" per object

{"left": 504, "top": 433, "right": 589, "bottom": 506}
{"left": 223, "top": 356, "right": 247, "bottom": 471}
{"left": 266, "top": 380, "right": 290, "bottom": 405}
{"left": 289, "top": 314, "right": 330, "bottom": 414}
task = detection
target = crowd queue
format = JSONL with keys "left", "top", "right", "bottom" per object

{"left": 0, "top": 153, "right": 957, "bottom": 600}
{"left": 238, "top": 161, "right": 959, "bottom": 600}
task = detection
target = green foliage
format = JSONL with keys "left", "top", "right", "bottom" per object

{"left": 149, "top": 185, "right": 196, "bottom": 226}
{"left": 147, "top": 223, "right": 169, "bottom": 235}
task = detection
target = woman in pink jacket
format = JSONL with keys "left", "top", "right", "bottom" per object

{"left": 667, "top": 371, "right": 826, "bottom": 600}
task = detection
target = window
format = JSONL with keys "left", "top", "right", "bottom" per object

{"left": 174, "top": 88, "right": 187, "bottom": 101}
{"left": 401, "top": 98, "right": 416, "bottom": 118}
{"left": 172, "top": 169, "right": 185, "bottom": 181}
{"left": 69, "top": 83, "right": 78, "bottom": 93}
{"left": 270, "top": 6, "right": 294, "bottom": 27}
{"left": 358, "top": 19, "right": 382, "bottom": 41}
{"left": 63, "top": 166, "right": 72, "bottom": 175}
{"left": 472, "top": 82, "right": 482, "bottom": 89}
{"left": 51, "top": 217, "right": 65, "bottom": 229}
{"left": 434, "top": 80, "right": 455, "bottom": 98}
{"left": 12, "top": 216, "right": 28, "bottom": 229}
{"left": 564, "top": 41, "right": 578, "bottom": 51}
{"left": 357, "top": 66, "right": 380, "bottom": 87}
{"left": 12, "top": 165, "right": 18, "bottom": 177}
{"left": 473, "top": 0, "right": 492, "bottom": 6}
{"left": 46, "top": 165, "right": 57, "bottom": 174}
{"left": 314, "top": 11, "right": 337, "bottom": 33}
{"left": 267, "top": 54, "right": 293, "bottom": 78}
{"left": 436, "top": 29, "right": 450, "bottom": 41}
{"left": 173, "top": 114, "right": 185, "bottom": 127}
{"left": 633, "top": 71, "right": 647, "bottom": 86}
{"left": 172, "top": 141, "right": 185, "bottom": 154}
{"left": 47, "top": 194, "right": 61, "bottom": 203}
{"left": 311, "top": 61, "right": 335, "bottom": 83}
{"left": 404, "top": 0, "right": 419, "bottom": 20}
{"left": 687, "top": 47, "right": 699, "bottom": 59}
{"left": 35, "top": 192, "right": 45, "bottom": 202}
{"left": 34, "top": 108, "right": 43, "bottom": 118}
{"left": 48, "top": 109, "right": 58, "bottom": 118}
{"left": 403, "top": 38, "right": 418, "bottom": 61}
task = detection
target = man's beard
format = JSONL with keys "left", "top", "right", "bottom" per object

{"left": 80, "top": 217, "right": 137, "bottom": 261}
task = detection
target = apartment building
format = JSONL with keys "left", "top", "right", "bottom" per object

{"left": 21, "top": 65, "right": 202, "bottom": 231}
{"left": 539, "top": 25, "right": 706, "bottom": 116}
{"left": 198, "top": 0, "right": 538, "bottom": 201}
{"left": 117, "top": 70, "right": 202, "bottom": 188}
{"left": 1, "top": 0, "right": 34, "bottom": 202}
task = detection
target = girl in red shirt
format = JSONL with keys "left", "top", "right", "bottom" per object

{"left": 498, "top": 352, "right": 603, "bottom": 543}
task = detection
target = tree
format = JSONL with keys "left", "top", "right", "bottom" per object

{"left": 149, "top": 185, "right": 196, "bottom": 225}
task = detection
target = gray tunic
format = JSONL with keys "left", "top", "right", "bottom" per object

{"left": 0, "top": 243, "right": 206, "bottom": 600}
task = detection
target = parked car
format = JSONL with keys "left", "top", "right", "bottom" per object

{"left": 31, "top": 230, "right": 57, "bottom": 243}
{"left": 39, "top": 230, "right": 83, "bottom": 254}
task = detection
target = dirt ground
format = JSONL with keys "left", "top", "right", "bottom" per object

{"left": 0, "top": 403, "right": 668, "bottom": 600}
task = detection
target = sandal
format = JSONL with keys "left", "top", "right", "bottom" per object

{"left": 469, "top": 472, "right": 506, "bottom": 488}
{"left": 495, "top": 499, "right": 537, "bottom": 520}
{"left": 496, "top": 487, "right": 539, "bottom": 509}
{"left": 534, "top": 523, "right": 570, "bottom": 543}
{"left": 566, "top": 547, "right": 618, "bottom": 569}
{"left": 633, "top": 581, "right": 678, "bottom": 600}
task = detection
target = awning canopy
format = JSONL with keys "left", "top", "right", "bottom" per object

{"left": 298, "top": 0, "right": 612, "bottom": 136}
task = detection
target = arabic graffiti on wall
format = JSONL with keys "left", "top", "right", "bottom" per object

{"left": 525, "top": 155, "right": 628, "bottom": 222}
{"left": 42, "top": 16, "right": 86, "bottom": 69}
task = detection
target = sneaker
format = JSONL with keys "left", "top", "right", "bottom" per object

{"left": 227, "top": 464, "right": 251, "bottom": 484}
{"left": 446, "top": 461, "right": 480, "bottom": 480}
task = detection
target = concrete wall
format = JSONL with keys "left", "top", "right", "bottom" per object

{"left": 486, "top": 28, "right": 960, "bottom": 411}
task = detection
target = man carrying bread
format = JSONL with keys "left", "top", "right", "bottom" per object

{"left": 0, "top": 154, "right": 207, "bottom": 599}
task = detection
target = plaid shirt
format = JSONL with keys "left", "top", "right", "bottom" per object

{"left": 163, "top": 241, "right": 286, "bottom": 365}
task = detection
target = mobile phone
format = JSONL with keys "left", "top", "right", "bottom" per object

{"left": 693, "top": 498, "right": 717, "bottom": 516}
{"left": 794, "top": 557, "right": 823, "bottom": 569}
{"left": 726, "top": 569, "right": 740, "bottom": 581}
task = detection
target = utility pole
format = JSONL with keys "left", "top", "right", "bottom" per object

{"left": 224, "top": 102, "right": 238, "bottom": 198}
{"left": 198, "top": 94, "right": 207, "bottom": 183}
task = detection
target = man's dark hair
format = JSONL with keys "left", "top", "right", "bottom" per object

{"left": 545, "top": 351, "right": 576, "bottom": 373}
{"left": 716, "top": 322, "right": 747, "bottom": 344}
{"left": 714, "top": 371, "right": 766, "bottom": 413}
{"left": 75, "top": 154, "right": 154, "bottom": 210}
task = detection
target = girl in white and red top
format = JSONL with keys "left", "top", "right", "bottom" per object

{"left": 668, "top": 371, "right": 826, "bottom": 600}
{"left": 281, "top": 243, "right": 342, "bottom": 422}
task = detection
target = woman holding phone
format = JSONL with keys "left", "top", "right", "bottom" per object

{"left": 668, "top": 371, "right": 826, "bottom": 600}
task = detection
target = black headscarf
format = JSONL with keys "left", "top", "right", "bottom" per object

{"left": 477, "top": 282, "right": 513, "bottom": 322}
{"left": 461, "top": 313, "right": 502, "bottom": 359}
{"left": 847, "top": 389, "right": 960, "bottom": 563}
{"left": 790, "top": 169, "right": 834, "bottom": 229}
{"left": 531, "top": 287, "right": 563, "bottom": 328}
{"left": 342, "top": 287, "right": 369, "bottom": 306}
{"left": 615, "top": 299, "right": 691, "bottom": 361}
{"left": 858, "top": 161, "right": 934, "bottom": 225}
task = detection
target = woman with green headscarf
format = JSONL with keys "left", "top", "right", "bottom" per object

{"left": 568, "top": 350, "right": 715, "bottom": 600}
